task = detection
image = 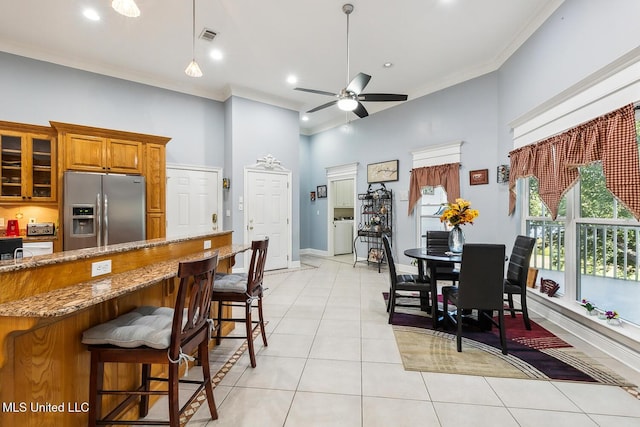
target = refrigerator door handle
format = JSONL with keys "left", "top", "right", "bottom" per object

{"left": 96, "top": 193, "right": 102, "bottom": 247}
{"left": 104, "top": 193, "right": 109, "bottom": 246}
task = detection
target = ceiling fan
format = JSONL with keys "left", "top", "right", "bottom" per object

{"left": 295, "top": 3, "right": 408, "bottom": 119}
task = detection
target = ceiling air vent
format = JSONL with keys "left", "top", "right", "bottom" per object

{"left": 199, "top": 28, "right": 217, "bottom": 42}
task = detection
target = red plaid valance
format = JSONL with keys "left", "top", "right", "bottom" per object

{"left": 408, "top": 163, "right": 460, "bottom": 215}
{"left": 509, "top": 104, "right": 640, "bottom": 220}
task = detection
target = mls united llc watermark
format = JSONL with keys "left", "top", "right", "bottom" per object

{"left": 2, "top": 401, "right": 89, "bottom": 413}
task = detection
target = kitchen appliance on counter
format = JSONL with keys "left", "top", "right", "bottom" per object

{"left": 6, "top": 220, "right": 19, "bottom": 237}
{"left": 0, "top": 237, "right": 22, "bottom": 260}
{"left": 27, "top": 222, "right": 56, "bottom": 236}
{"left": 63, "top": 172, "right": 146, "bottom": 250}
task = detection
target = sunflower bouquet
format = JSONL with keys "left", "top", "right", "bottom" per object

{"left": 440, "top": 198, "right": 479, "bottom": 227}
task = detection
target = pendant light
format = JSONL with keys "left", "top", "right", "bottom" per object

{"left": 111, "top": 0, "right": 140, "bottom": 18}
{"left": 185, "top": 0, "right": 203, "bottom": 77}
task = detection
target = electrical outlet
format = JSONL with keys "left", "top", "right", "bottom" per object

{"left": 203, "top": 240, "right": 212, "bottom": 249}
{"left": 91, "top": 260, "right": 112, "bottom": 277}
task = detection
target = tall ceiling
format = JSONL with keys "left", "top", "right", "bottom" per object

{"left": 0, "top": 0, "right": 563, "bottom": 134}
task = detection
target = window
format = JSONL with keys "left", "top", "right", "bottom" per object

{"left": 524, "top": 178, "right": 566, "bottom": 292}
{"left": 522, "top": 114, "right": 640, "bottom": 325}
{"left": 418, "top": 186, "right": 447, "bottom": 246}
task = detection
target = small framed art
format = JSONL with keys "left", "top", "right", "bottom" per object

{"left": 469, "top": 169, "right": 489, "bottom": 185}
{"left": 367, "top": 160, "right": 399, "bottom": 183}
{"left": 310, "top": 191, "right": 316, "bottom": 201}
{"left": 317, "top": 185, "right": 327, "bottom": 198}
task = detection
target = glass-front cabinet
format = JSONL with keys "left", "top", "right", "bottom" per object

{"left": 0, "top": 127, "right": 55, "bottom": 202}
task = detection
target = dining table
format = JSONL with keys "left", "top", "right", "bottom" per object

{"left": 403, "top": 248, "right": 461, "bottom": 329}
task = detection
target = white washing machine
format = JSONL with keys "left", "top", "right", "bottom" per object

{"left": 334, "top": 219, "right": 354, "bottom": 255}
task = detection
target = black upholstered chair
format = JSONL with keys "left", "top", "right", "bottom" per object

{"left": 425, "top": 230, "right": 460, "bottom": 285}
{"left": 383, "top": 235, "right": 432, "bottom": 324}
{"left": 212, "top": 237, "right": 269, "bottom": 368}
{"left": 442, "top": 244, "right": 508, "bottom": 354}
{"left": 504, "top": 235, "right": 536, "bottom": 330}
{"left": 83, "top": 253, "right": 219, "bottom": 427}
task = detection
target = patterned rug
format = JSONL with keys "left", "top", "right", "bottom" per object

{"left": 389, "top": 302, "right": 635, "bottom": 387}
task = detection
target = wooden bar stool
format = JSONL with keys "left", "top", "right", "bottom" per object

{"left": 82, "top": 252, "right": 219, "bottom": 427}
{"left": 212, "top": 238, "right": 268, "bottom": 368}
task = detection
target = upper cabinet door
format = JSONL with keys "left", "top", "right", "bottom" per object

{"left": 0, "top": 130, "right": 55, "bottom": 202}
{"left": 0, "top": 132, "right": 24, "bottom": 200}
{"left": 29, "top": 135, "right": 55, "bottom": 201}
{"left": 64, "top": 134, "right": 143, "bottom": 174}
{"left": 107, "top": 139, "right": 143, "bottom": 174}
{"left": 65, "top": 134, "right": 105, "bottom": 172}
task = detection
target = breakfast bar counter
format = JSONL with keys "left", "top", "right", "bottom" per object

{"left": 0, "top": 231, "right": 248, "bottom": 427}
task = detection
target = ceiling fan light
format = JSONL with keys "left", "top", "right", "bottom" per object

{"left": 112, "top": 0, "right": 140, "bottom": 17}
{"left": 185, "top": 60, "right": 203, "bottom": 77}
{"left": 337, "top": 97, "right": 358, "bottom": 111}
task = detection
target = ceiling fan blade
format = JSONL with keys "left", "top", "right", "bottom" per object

{"left": 294, "top": 87, "right": 337, "bottom": 97}
{"left": 353, "top": 102, "right": 368, "bottom": 118}
{"left": 346, "top": 72, "right": 371, "bottom": 95}
{"left": 307, "top": 100, "right": 338, "bottom": 113}
{"left": 359, "top": 93, "right": 408, "bottom": 102}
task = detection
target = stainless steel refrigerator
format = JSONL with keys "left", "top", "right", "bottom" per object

{"left": 63, "top": 171, "right": 146, "bottom": 250}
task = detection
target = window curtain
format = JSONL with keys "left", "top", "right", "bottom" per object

{"left": 408, "top": 163, "right": 460, "bottom": 215}
{"left": 508, "top": 103, "right": 640, "bottom": 220}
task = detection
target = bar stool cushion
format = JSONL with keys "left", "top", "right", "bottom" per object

{"left": 214, "top": 273, "right": 248, "bottom": 292}
{"left": 82, "top": 306, "right": 177, "bottom": 350}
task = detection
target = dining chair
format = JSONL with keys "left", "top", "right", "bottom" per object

{"left": 425, "top": 230, "right": 460, "bottom": 285}
{"left": 503, "top": 235, "right": 536, "bottom": 330}
{"left": 212, "top": 237, "right": 269, "bottom": 368}
{"left": 441, "top": 244, "right": 508, "bottom": 354}
{"left": 383, "top": 235, "right": 432, "bottom": 324}
{"left": 82, "top": 253, "right": 219, "bottom": 427}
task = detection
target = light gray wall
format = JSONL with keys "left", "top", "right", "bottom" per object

{"left": 0, "top": 52, "right": 225, "bottom": 168}
{"left": 299, "top": 134, "right": 312, "bottom": 249}
{"left": 304, "top": 0, "right": 640, "bottom": 265}
{"left": 227, "top": 96, "right": 301, "bottom": 263}
{"left": 306, "top": 73, "right": 499, "bottom": 264}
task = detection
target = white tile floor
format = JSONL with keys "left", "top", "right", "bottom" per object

{"left": 156, "top": 254, "right": 640, "bottom": 427}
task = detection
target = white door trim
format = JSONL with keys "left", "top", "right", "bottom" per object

{"left": 326, "top": 163, "right": 358, "bottom": 257}
{"left": 244, "top": 155, "right": 292, "bottom": 269}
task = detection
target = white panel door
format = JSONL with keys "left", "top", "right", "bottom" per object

{"left": 166, "top": 167, "right": 220, "bottom": 238}
{"left": 246, "top": 170, "right": 289, "bottom": 270}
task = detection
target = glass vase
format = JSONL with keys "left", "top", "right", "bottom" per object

{"left": 448, "top": 225, "right": 465, "bottom": 253}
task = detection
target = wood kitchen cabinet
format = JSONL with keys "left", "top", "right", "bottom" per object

{"left": 51, "top": 122, "right": 170, "bottom": 241}
{"left": 0, "top": 121, "right": 56, "bottom": 202}
{"left": 145, "top": 143, "right": 166, "bottom": 239}
{"left": 63, "top": 133, "right": 143, "bottom": 174}
{"left": 334, "top": 179, "right": 354, "bottom": 208}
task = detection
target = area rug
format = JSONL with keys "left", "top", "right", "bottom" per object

{"left": 388, "top": 298, "right": 635, "bottom": 387}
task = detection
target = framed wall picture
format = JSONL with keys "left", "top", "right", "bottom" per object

{"left": 469, "top": 169, "right": 489, "bottom": 185}
{"left": 367, "top": 160, "right": 399, "bottom": 183}
{"left": 317, "top": 185, "right": 327, "bottom": 198}
{"left": 310, "top": 191, "right": 316, "bottom": 201}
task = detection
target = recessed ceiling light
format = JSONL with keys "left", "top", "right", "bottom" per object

{"left": 83, "top": 9, "right": 101, "bottom": 21}
{"left": 287, "top": 75, "right": 298, "bottom": 85}
{"left": 210, "top": 49, "right": 224, "bottom": 61}
{"left": 383, "top": 62, "right": 393, "bottom": 68}
{"left": 301, "top": 115, "right": 309, "bottom": 122}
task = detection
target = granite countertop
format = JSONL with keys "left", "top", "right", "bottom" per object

{"left": 0, "top": 230, "right": 233, "bottom": 274}
{"left": 0, "top": 243, "right": 249, "bottom": 318}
